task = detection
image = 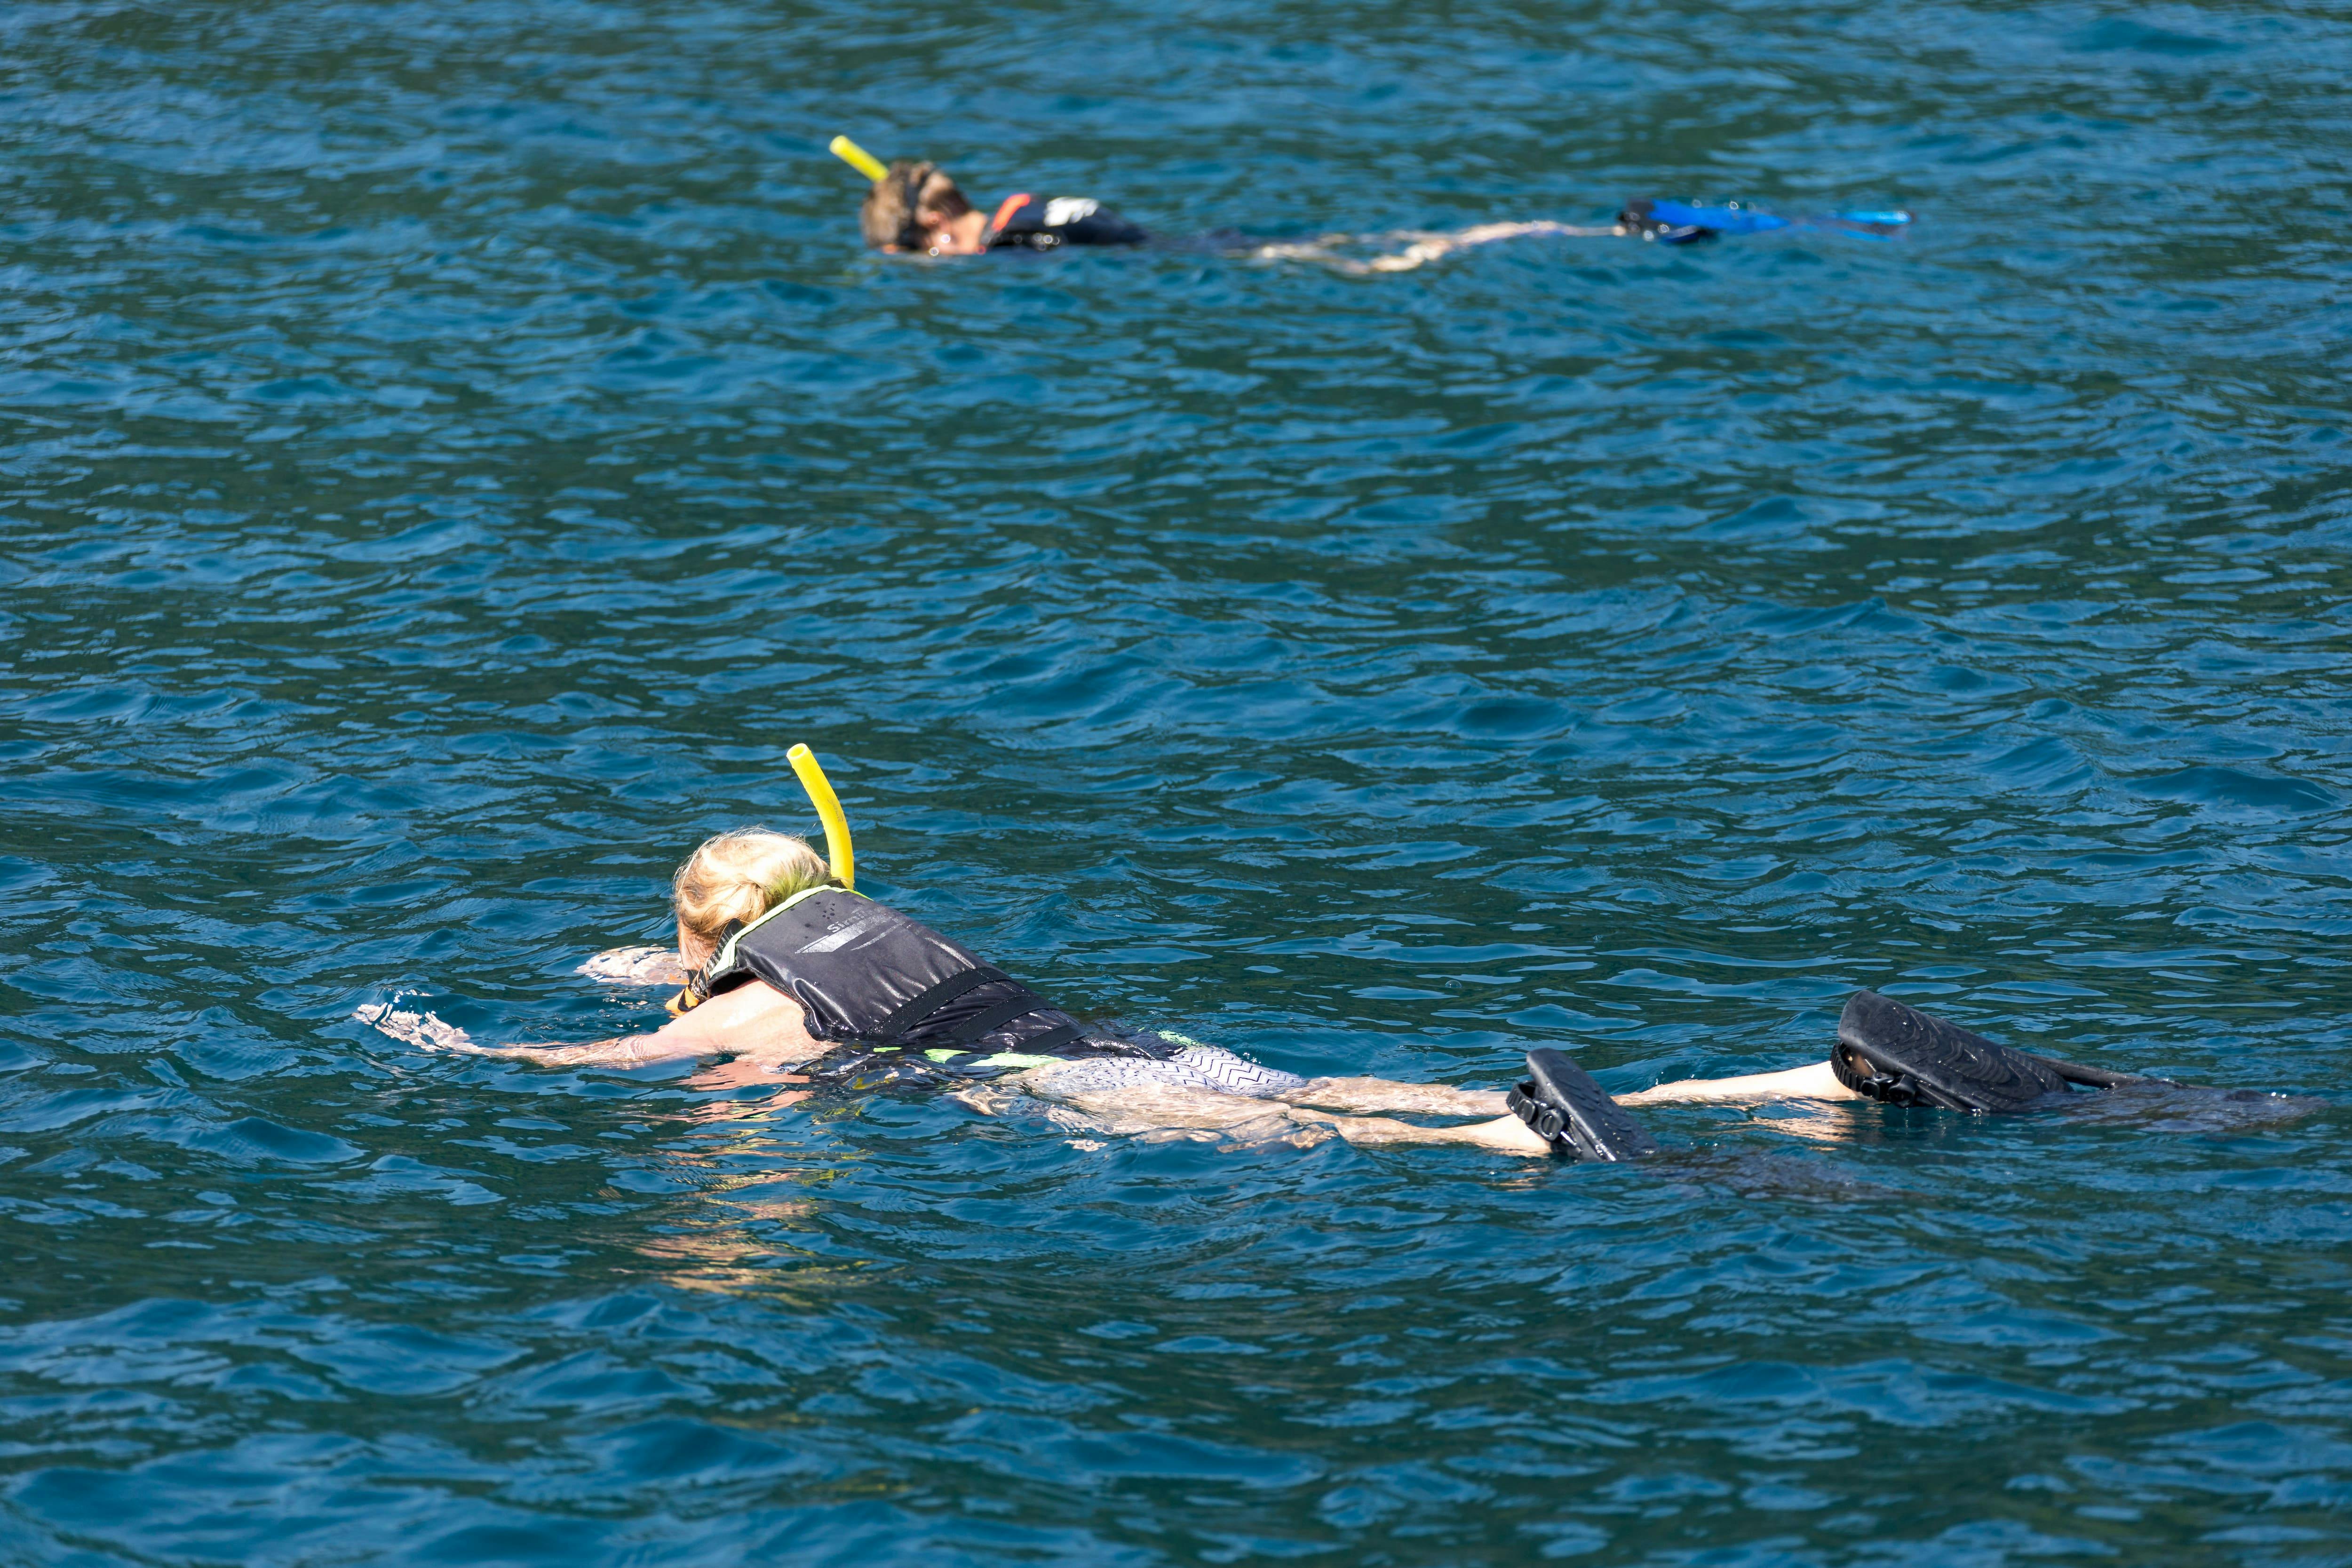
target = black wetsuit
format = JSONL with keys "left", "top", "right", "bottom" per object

{"left": 984, "top": 194, "right": 1148, "bottom": 251}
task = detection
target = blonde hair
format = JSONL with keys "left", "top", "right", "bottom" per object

{"left": 673, "top": 828, "right": 833, "bottom": 965}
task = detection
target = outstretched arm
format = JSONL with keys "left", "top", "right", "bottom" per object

{"left": 448, "top": 1034, "right": 686, "bottom": 1069}
{"left": 358, "top": 978, "right": 828, "bottom": 1071}
{"left": 357, "top": 1003, "right": 695, "bottom": 1068}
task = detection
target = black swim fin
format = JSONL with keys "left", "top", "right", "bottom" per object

{"left": 1508, "top": 1048, "right": 1659, "bottom": 1161}
{"left": 1832, "top": 990, "right": 2137, "bottom": 1113}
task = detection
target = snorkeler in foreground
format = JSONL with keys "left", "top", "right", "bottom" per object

{"left": 371, "top": 812, "right": 2249, "bottom": 1161}
{"left": 375, "top": 749, "right": 2315, "bottom": 1159}
{"left": 375, "top": 747, "right": 2265, "bottom": 1163}
{"left": 829, "top": 133, "right": 1910, "bottom": 272}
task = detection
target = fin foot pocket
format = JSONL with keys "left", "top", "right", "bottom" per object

{"left": 1509, "top": 1048, "right": 1658, "bottom": 1162}
{"left": 1616, "top": 198, "right": 1714, "bottom": 244}
{"left": 1835, "top": 991, "right": 2085, "bottom": 1114}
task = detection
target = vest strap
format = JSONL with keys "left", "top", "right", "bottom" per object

{"left": 1012, "top": 1022, "right": 1084, "bottom": 1056}
{"left": 948, "top": 991, "right": 1054, "bottom": 1045}
{"left": 872, "top": 964, "right": 1012, "bottom": 1043}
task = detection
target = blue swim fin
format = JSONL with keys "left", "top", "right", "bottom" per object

{"left": 1619, "top": 198, "right": 1912, "bottom": 244}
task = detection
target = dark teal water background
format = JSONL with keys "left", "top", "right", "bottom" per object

{"left": 4, "top": 0, "right": 2351, "bottom": 1562}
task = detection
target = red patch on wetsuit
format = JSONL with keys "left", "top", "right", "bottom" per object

{"left": 989, "top": 193, "right": 1033, "bottom": 236}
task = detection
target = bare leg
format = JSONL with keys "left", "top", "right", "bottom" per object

{"left": 1363, "top": 220, "right": 1621, "bottom": 272}
{"left": 1291, "top": 1059, "right": 1859, "bottom": 1127}
{"left": 1620, "top": 1060, "right": 1859, "bottom": 1105}
{"left": 1323, "top": 1110, "right": 1550, "bottom": 1155}
{"left": 1014, "top": 1070, "right": 1553, "bottom": 1157}
{"left": 1285, "top": 1076, "right": 1508, "bottom": 1117}
{"left": 1248, "top": 221, "right": 1624, "bottom": 276}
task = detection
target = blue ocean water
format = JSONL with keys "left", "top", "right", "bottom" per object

{"left": 3, "top": 0, "right": 2350, "bottom": 1562}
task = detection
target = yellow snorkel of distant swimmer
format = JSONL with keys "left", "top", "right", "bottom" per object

{"left": 666, "top": 744, "right": 856, "bottom": 1017}
{"left": 829, "top": 135, "right": 890, "bottom": 185}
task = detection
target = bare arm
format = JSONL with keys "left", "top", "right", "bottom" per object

{"left": 358, "top": 979, "right": 828, "bottom": 1071}
{"left": 453, "top": 1035, "right": 682, "bottom": 1068}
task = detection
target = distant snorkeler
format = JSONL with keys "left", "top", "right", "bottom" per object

{"left": 840, "top": 136, "right": 1148, "bottom": 256}
{"left": 828, "top": 134, "right": 1911, "bottom": 273}
{"left": 369, "top": 747, "right": 2283, "bottom": 1165}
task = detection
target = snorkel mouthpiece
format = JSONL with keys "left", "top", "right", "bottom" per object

{"left": 829, "top": 135, "right": 890, "bottom": 184}
{"left": 788, "top": 743, "right": 855, "bottom": 890}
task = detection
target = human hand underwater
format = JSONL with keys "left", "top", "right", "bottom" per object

{"left": 579, "top": 946, "right": 688, "bottom": 985}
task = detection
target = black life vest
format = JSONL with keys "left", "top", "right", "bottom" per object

{"left": 985, "top": 193, "right": 1148, "bottom": 251}
{"left": 697, "top": 887, "right": 1138, "bottom": 1082}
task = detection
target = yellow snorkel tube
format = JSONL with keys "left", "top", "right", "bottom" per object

{"left": 788, "top": 742, "right": 855, "bottom": 890}
{"left": 829, "top": 135, "right": 890, "bottom": 185}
